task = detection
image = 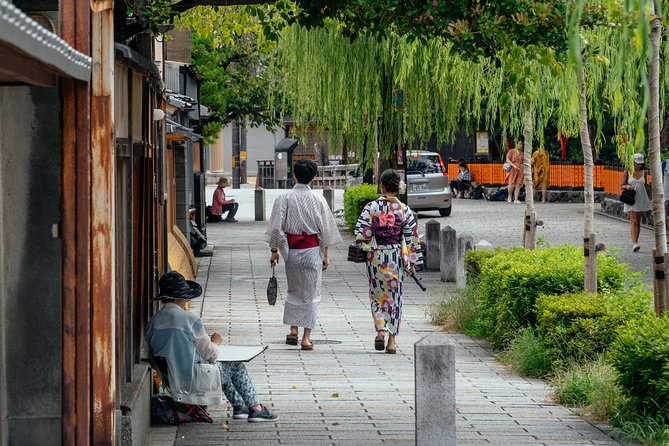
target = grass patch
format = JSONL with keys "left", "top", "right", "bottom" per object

{"left": 551, "top": 359, "right": 669, "bottom": 445}
{"left": 550, "top": 359, "right": 623, "bottom": 418}
{"left": 428, "top": 284, "right": 485, "bottom": 338}
{"left": 613, "top": 413, "right": 669, "bottom": 446}
{"left": 498, "top": 328, "right": 549, "bottom": 377}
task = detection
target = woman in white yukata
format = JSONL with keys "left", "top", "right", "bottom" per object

{"left": 265, "top": 159, "right": 342, "bottom": 350}
{"left": 354, "top": 169, "right": 423, "bottom": 354}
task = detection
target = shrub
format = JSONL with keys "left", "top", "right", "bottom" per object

{"left": 429, "top": 284, "right": 486, "bottom": 338}
{"left": 499, "top": 328, "right": 549, "bottom": 377}
{"left": 463, "top": 248, "right": 497, "bottom": 283}
{"left": 551, "top": 359, "right": 625, "bottom": 420}
{"left": 608, "top": 314, "right": 669, "bottom": 421}
{"left": 477, "top": 246, "right": 633, "bottom": 349}
{"left": 343, "top": 184, "right": 379, "bottom": 231}
{"left": 536, "top": 290, "right": 652, "bottom": 369}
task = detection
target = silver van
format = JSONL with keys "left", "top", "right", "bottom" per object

{"left": 406, "top": 150, "right": 452, "bottom": 216}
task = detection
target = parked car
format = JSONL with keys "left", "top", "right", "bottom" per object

{"left": 346, "top": 150, "right": 452, "bottom": 217}
{"left": 406, "top": 150, "right": 452, "bottom": 216}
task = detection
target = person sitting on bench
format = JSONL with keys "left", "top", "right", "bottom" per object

{"left": 146, "top": 271, "right": 278, "bottom": 422}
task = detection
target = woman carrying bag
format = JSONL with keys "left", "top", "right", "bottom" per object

{"left": 622, "top": 153, "right": 651, "bottom": 252}
{"left": 354, "top": 169, "right": 423, "bottom": 354}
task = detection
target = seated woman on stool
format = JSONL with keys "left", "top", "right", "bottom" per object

{"left": 449, "top": 159, "right": 473, "bottom": 198}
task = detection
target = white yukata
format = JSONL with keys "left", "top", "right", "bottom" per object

{"left": 265, "top": 184, "right": 342, "bottom": 329}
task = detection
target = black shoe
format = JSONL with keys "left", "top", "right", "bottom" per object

{"left": 232, "top": 406, "right": 249, "bottom": 419}
{"left": 248, "top": 406, "right": 278, "bottom": 422}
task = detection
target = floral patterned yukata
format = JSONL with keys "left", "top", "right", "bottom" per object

{"left": 354, "top": 196, "right": 423, "bottom": 335}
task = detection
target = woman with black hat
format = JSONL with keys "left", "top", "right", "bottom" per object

{"left": 146, "top": 271, "right": 278, "bottom": 421}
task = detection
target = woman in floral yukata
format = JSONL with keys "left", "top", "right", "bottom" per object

{"left": 354, "top": 169, "right": 423, "bottom": 354}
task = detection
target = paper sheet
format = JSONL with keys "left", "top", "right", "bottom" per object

{"left": 216, "top": 345, "right": 267, "bottom": 362}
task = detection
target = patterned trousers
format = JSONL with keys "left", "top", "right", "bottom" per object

{"left": 217, "top": 361, "right": 260, "bottom": 409}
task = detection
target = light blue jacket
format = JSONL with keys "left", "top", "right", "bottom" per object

{"left": 146, "top": 303, "right": 223, "bottom": 405}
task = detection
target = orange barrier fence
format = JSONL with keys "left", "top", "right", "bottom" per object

{"left": 448, "top": 162, "right": 628, "bottom": 194}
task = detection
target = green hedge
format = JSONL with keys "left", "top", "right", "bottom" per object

{"left": 343, "top": 184, "right": 379, "bottom": 231}
{"left": 609, "top": 314, "right": 669, "bottom": 420}
{"left": 536, "top": 291, "right": 653, "bottom": 369}
{"left": 476, "top": 245, "right": 631, "bottom": 349}
{"left": 463, "top": 248, "right": 499, "bottom": 283}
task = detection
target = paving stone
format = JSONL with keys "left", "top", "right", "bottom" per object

{"left": 146, "top": 195, "right": 639, "bottom": 446}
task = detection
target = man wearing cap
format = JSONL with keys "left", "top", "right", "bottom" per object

{"left": 146, "top": 271, "right": 278, "bottom": 421}
{"left": 208, "top": 177, "right": 239, "bottom": 222}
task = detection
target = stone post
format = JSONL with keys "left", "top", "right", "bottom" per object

{"left": 424, "top": 220, "right": 441, "bottom": 271}
{"left": 415, "top": 333, "right": 456, "bottom": 446}
{"left": 323, "top": 187, "right": 335, "bottom": 213}
{"left": 456, "top": 234, "right": 474, "bottom": 289}
{"left": 440, "top": 226, "right": 457, "bottom": 282}
{"left": 255, "top": 188, "right": 265, "bottom": 221}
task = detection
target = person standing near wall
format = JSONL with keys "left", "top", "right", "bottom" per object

{"left": 505, "top": 141, "right": 524, "bottom": 204}
{"left": 531, "top": 146, "right": 550, "bottom": 203}
{"left": 622, "top": 153, "right": 651, "bottom": 252}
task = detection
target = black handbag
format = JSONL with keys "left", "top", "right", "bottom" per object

{"left": 347, "top": 244, "right": 366, "bottom": 263}
{"left": 620, "top": 188, "right": 636, "bottom": 205}
{"left": 267, "top": 264, "right": 278, "bottom": 305}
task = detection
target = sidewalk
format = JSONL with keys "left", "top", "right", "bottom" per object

{"left": 148, "top": 198, "right": 645, "bottom": 445}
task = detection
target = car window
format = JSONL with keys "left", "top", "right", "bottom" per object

{"left": 407, "top": 154, "right": 443, "bottom": 174}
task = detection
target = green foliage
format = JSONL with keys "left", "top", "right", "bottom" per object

{"left": 428, "top": 284, "right": 486, "bottom": 338}
{"left": 343, "top": 184, "right": 378, "bottom": 231}
{"left": 537, "top": 291, "right": 652, "bottom": 370}
{"left": 477, "top": 246, "right": 630, "bottom": 349}
{"left": 291, "top": 0, "right": 573, "bottom": 58}
{"left": 551, "top": 359, "right": 625, "bottom": 420}
{"left": 499, "top": 328, "right": 550, "bottom": 377}
{"left": 463, "top": 249, "right": 498, "bottom": 283}
{"left": 609, "top": 314, "right": 669, "bottom": 421}
{"left": 177, "top": 6, "right": 288, "bottom": 143}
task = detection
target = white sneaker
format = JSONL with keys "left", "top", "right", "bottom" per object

{"left": 633, "top": 244, "right": 640, "bottom": 252}
{"left": 514, "top": 200, "right": 522, "bottom": 204}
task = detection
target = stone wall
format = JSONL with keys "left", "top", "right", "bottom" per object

{"left": 482, "top": 188, "right": 605, "bottom": 203}
{"left": 600, "top": 196, "right": 655, "bottom": 225}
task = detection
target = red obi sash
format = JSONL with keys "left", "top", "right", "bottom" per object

{"left": 286, "top": 233, "right": 319, "bottom": 249}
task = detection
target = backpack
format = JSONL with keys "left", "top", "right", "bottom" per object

{"left": 469, "top": 184, "right": 484, "bottom": 200}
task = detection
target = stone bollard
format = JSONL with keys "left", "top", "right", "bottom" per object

{"left": 323, "top": 187, "right": 335, "bottom": 213}
{"left": 440, "top": 226, "right": 457, "bottom": 282}
{"left": 415, "top": 333, "right": 456, "bottom": 446}
{"left": 254, "top": 188, "right": 265, "bottom": 221}
{"left": 424, "top": 219, "right": 441, "bottom": 271}
{"left": 456, "top": 234, "right": 474, "bottom": 289}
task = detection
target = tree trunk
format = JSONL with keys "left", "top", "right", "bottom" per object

{"left": 649, "top": 1, "right": 667, "bottom": 313}
{"left": 576, "top": 38, "right": 597, "bottom": 294}
{"left": 522, "top": 110, "right": 538, "bottom": 249}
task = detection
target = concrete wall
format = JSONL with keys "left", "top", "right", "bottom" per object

{"left": 0, "top": 86, "right": 62, "bottom": 444}
{"left": 219, "top": 124, "right": 284, "bottom": 177}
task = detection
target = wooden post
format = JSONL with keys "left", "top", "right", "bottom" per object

{"left": 584, "top": 234, "right": 598, "bottom": 294}
{"left": 91, "top": 2, "right": 116, "bottom": 444}
{"left": 653, "top": 249, "right": 669, "bottom": 314}
{"left": 523, "top": 210, "right": 543, "bottom": 249}
{"left": 664, "top": 253, "right": 669, "bottom": 314}
{"left": 61, "top": 1, "right": 92, "bottom": 444}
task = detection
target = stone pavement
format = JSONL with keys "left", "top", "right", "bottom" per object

{"left": 148, "top": 192, "right": 647, "bottom": 445}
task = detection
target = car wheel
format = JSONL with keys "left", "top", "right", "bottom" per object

{"left": 439, "top": 206, "right": 452, "bottom": 217}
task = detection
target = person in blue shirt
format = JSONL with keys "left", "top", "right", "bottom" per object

{"left": 146, "top": 271, "right": 278, "bottom": 422}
